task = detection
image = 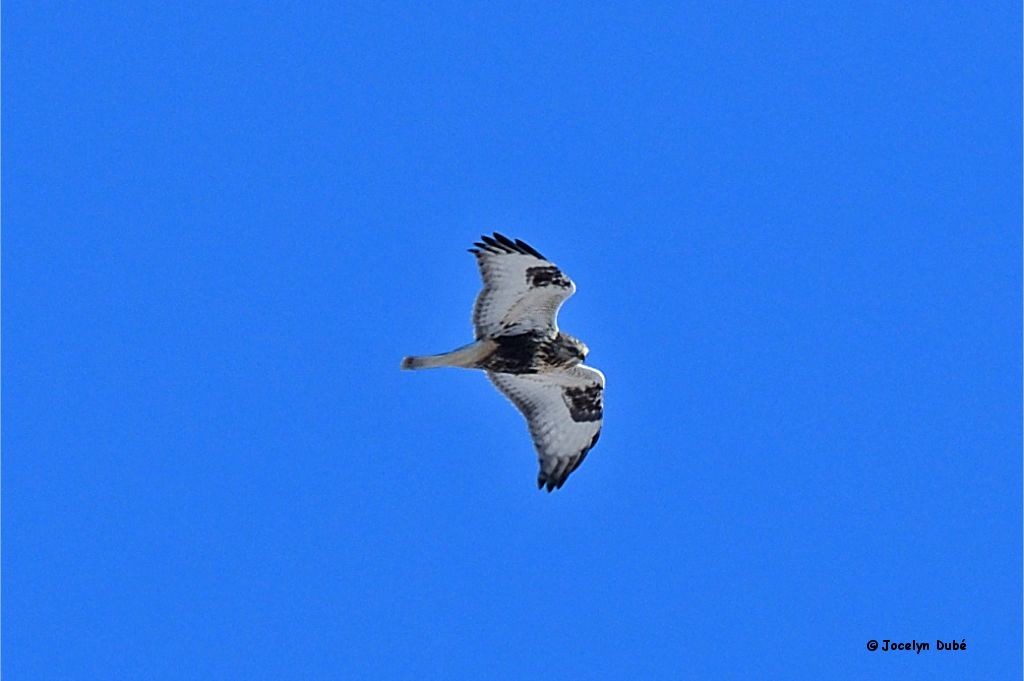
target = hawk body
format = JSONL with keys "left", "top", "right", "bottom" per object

{"left": 479, "top": 331, "right": 585, "bottom": 374}
{"left": 401, "top": 233, "right": 604, "bottom": 492}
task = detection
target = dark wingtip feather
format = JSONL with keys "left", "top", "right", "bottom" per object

{"left": 569, "top": 454, "right": 585, "bottom": 475}
{"left": 514, "top": 238, "right": 545, "bottom": 259}
{"left": 492, "top": 232, "right": 517, "bottom": 249}
{"left": 472, "top": 233, "right": 547, "bottom": 260}
{"left": 537, "top": 458, "right": 574, "bottom": 492}
{"left": 538, "top": 470, "right": 558, "bottom": 492}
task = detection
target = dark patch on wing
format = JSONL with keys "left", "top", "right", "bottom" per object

{"left": 525, "top": 265, "right": 570, "bottom": 288}
{"left": 562, "top": 385, "right": 603, "bottom": 422}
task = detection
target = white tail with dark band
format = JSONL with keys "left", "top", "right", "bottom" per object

{"left": 400, "top": 340, "right": 496, "bottom": 370}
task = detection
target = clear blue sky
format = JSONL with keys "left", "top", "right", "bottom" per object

{"left": 4, "top": 2, "right": 1021, "bottom": 679}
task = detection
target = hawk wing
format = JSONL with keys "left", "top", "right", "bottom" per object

{"left": 487, "top": 365, "right": 605, "bottom": 491}
{"left": 469, "top": 233, "right": 575, "bottom": 339}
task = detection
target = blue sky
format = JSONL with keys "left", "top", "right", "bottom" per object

{"left": 4, "top": 2, "right": 1021, "bottom": 679}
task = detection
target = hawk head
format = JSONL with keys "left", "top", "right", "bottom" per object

{"left": 555, "top": 332, "right": 589, "bottom": 367}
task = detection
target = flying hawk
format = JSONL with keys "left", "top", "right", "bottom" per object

{"left": 401, "top": 233, "right": 604, "bottom": 492}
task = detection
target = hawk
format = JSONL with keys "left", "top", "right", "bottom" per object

{"left": 401, "top": 233, "right": 604, "bottom": 492}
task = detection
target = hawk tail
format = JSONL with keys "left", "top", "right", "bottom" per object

{"left": 400, "top": 340, "right": 495, "bottom": 370}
